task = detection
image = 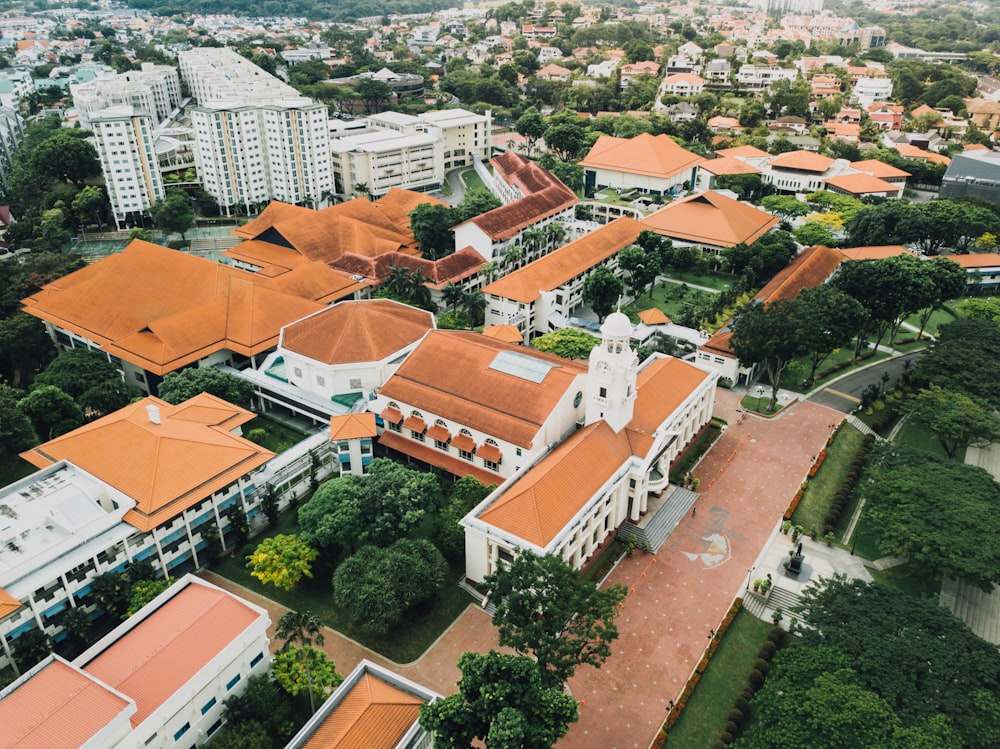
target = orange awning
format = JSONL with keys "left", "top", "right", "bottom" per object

{"left": 426, "top": 424, "right": 451, "bottom": 443}
{"left": 378, "top": 431, "right": 499, "bottom": 486}
{"left": 476, "top": 443, "right": 503, "bottom": 463}
{"left": 380, "top": 406, "right": 403, "bottom": 424}
{"left": 402, "top": 415, "right": 427, "bottom": 434}
{"left": 451, "top": 433, "right": 476, "bottom": 452}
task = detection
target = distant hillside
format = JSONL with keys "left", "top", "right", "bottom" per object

{"left": 125, "top": 0, "right": 458, "bottom": 22}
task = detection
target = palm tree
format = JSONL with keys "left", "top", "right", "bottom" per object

{"left": 442, "top": 282, "right": 465, "bottom": 313}
{"left": 481, "top": 260, "right": 501, "bottom": 282}
{"left": 503, "top": 244, "right": 525, "bottom": 269}
{"left": 545, "top": 221, "right": 567, "bottom": 249}
{"left": 522, "top": 226, "right": 545, "bottom": 258}
{"left": 463, "top": 289, "right": 487, "bottom": 327}
{"left": 385, "top": 265, "right": 412, "bottom": 298}
{"left": 354, "top": 182, "right": 371, "bottom": 200}
{"left": 408, "top": 269, "right": 435, "bottom": 311}
{"left": 276, "top": 611, "right": 325, "bottom": 714}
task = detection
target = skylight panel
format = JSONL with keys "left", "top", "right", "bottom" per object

{"left": 488, "top": 350, "right": 560, "bottom": 383}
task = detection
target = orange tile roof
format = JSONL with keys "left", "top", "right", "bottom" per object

{"left": 642, "top": 191, "right": 780, "bottom": 248}
{"left": 482, "top": 218, "right": 644, "bottom": 303}
{"left": 908, "top": 104, "right": 942, "bottom": 121}
{"left": 0, "top": 658, "right": 134, "bottom": 749}
{"left": 281, "top": 300, "right": 434, "bottom": 365}
{"left": 580, "top": 133, "right": 704, "bottom": 180}
{"left": 947, "top": 253, "right": 1000, "bottom": 268}
{"left": 755, "top": 245, "right": 843, "bottom": 304}
{"left": 330, "top": 413, "right": 378, "bottom": 441}
{"left": 467, "top": 153, "right": 578, "bottom": 241}
{"left": 482, "top": 324, "right": 524, "bottom": 343}
{"left": 379, "top": 331, "right": 586, "bottom": 448}
{"left": 330, "top": 247, "right": 486, "bottom": 290}
{"left": 425, "top": 424, "right": 451, "bottom": 443}
{"left": 21, "top": 394, "right": 273, "bottom": 532}
{"left": 628, "top": 356, "right": 712, "bottom": 435}
{"left": 664, "top": 72, "right": 705, "bottom": 85}
{"left": 637, "top": 308, "right": 671, "bottom": 325}
{"left": 378, "top": 430, "right": 498, "bottom": 485}
{"left": 714, "top": 145, "right": 769, "bottom": 159}
{"left": 963, "top": 143, "right": 991, "bottom": 151}
{"left": 476, "top": 442, "right": 503, "bottom": 463}
{"left": 824, "top": 173, "right": 901, "bottom": 195}
{"left": 700, "top": 156, "right": 761, "bottom": 176}
{"left": 768, "top": 150, "right": 835, "bottom": 173}
{"left": 850, "top": 159, "right": 911, "bottom": 179}
{"left": 837, "top": 245, "right": 909, "bottom": 261}
{"left": 402, "top": 414, "right": 427, "bottom": 433}
{"left": 21, "top": 240, "right": 326, "bottom": 376}
{"left": 82, "top": 581, "right": 261, "bottom": 727}
{"left": 707, "top": 115, "right": 743, "bottom": 131}
{"left": 0, "top": 586, "right": 20, "bottom": 619}
{"left": 380, "top": 406, "right": 403, "bottom": 424}
{"left": 301, "top": 672, "right": 424, "bottom": 749}
{"left": 450, "top": 433, "right": 476, "bottom": 453}
{"left": 894, "top": 143, "right": 951, "bottom": 165}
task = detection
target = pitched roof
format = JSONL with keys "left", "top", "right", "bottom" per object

{"left": 378, "top": 430, "right": 500, "bottom": 485}
{"left": 663, "top": 72, "right": 705, "bottom": 84}
{"left": 850, "top": 159, "right": 911, "bottom": 179}
{"left": 21, "top": 394, "right": 273, "bottom": 532}
{"left": 824, "top": 173, "right": 901, "bottom": 195}
{"left": 300, "top": 672, "right": 424, "bottom": 749}
{"left": 947, "top": 253, "right": 1000, "bottom": 269}
{"left": 0, "top": 657, "right": 134, "bottom": 749}
{"left": 482, "top": 324, "right": 524, "bottom": 343}
{"left": 627, "top": 356, "right": 713, "bottom": 435}
{"left": 21, "top": 241, "right": 326, "bottom": 376}
{"left": 579, "top": 133, "right": 704, "bottom": 180}
{"left": 330, "top": 247, "right": 486, "bottom": 290}
{"left": 700, "top": 156, "right": 761, "bottom": 176}
{"left": 0, "top": 586, "right": 20, "bottom": 619}
{"left": 642, "top": 191, "right": 780, "bottom": 248}
{"left": 837, "top": 245, "right": 909, "bottom": 261}
{"left": 756, "top": 245, "right": 842, "bottom": 304}
{"left": 281, "top": 300, "right": 434, "bottom": 365}
{"left": 714, "top": 145, "right": 769, "bottom": 159}
{"left": 464, "top": 152, "right": 578, "bottom": 241}
{"left": 330, "top": 412, "right": 378, "bottom": 441}
{"left": 481, "top": 217, "right": 644, "bottom": 303}
{"left": 768, "top": 150, "right": 835, "bottom": 173}
{"left": 637, "top": 308, "right": 670, "bottom": 325}
{"left": 379, "top": 331, "right": 586, "bottom": 449}
{"left": 81, "top": 579, "right": 262, "bottom": 727}
{"left": 894, "top": 143, "right": 951, "bottom": 164}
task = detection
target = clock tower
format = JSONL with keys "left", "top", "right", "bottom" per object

{"left": 585, "top": 311, "right": 639, "bottom": 432}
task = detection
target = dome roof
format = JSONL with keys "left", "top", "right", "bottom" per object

{"left": 602, "top": 312, "right": 632, "bottom": 339}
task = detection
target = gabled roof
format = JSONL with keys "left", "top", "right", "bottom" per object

{"left": 379, "top": 330, "right": 586, "bottom": 449}
{"left": 463, "top": 153, "right": 577, "bottom": 241}
{"left": 637, "top": 308, "right": 670, "bottom": 325}
{"left": 714, "top": 145, "right": 769, "bottom": 159}
{"left": 768, "top": 150, "right": 834, "bottom": 173}
{"left": 482, "top": 324, "right": 523, "bottom": 343}
{"left": 21, "top": 241, "right": 327, "bottom": 375}
{"left": 330, "top": 246, "right": 486, "bottom": 290}
{"left": 329, "top": 412, "right": 378, "bottom": 441}
{"left": 894, "top": 143, "right": 951, "bottom": 165}
{"left": 837, "top": 245, "right": 909, "bottom": 261}
{"left": 579, "top": 133, "right": 703, "bottom": 180}
{"left": 80, "top": 579, "right": 262, "bottom": 728}
{"left": 850, "top": 159, "right": 911, "bottom": 179}
{"left": 281, "top": 299, "right": 434, "bottom": 365}
{"left": 627, "top": 356, "right": 713, "bottom": 435}
{"left": 825, "top": 173, "right": 901, "bottom": 195}
{"left": 0, "top": 657, "right": 134, "bottom": 749}
{"left": 755, "top": 245, "right": 842, "bottom": 304}
{"left": 642, "top": 190, "right": 779, "bottom": 248}
{"left": 482, "top": 217, "right": 644, "bottom": 303}
{"left": 700, "top": 156, "right": 761, "bottom": 176}
{"left": 21, "top": 394, "right": 273, "bottom": 532}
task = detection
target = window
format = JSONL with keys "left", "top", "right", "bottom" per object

{"left": 201, "top": 697, "right": 217, "bottom": 715}
{"left": 173, "top": 723, "right": 190, "bottom": 742}
{"left": 144, "top": 733, "right": 158, "bottom": 745}
{"left": 573, "top": 391, "right": 582, "bottom": 408}
{"left": 208, "top": 719, "right": 223, "bottom": 737}
{"left": 459, "top": 449, "right": 474, "bottom": 462}
{"left": 226, "top": 673, "right": 241, "bottom": 691}
{"left": 599, "top": 387, "right": 607, "bottom": 399}
{"left": 484, "top": 459, "right": 499, "bottom": 472}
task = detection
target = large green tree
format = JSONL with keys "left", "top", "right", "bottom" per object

{"left": 532, "top": 328, "right": 600, "bottom": 359}
{"left": 418, "top": 650, "right": 579, "bottom": 748}
{"left": 435, "top": 475, "right": 494, "bottom": 559}
{"left": 222, "top": 673, "right": 295, "bottom": 744}
{"left": 914, "top": 318, "right": 1000, "bottom": 410}
{"left": 483, "top": 553, "right": 628, "bottom": 688}
{"left": 409, "top": 202, "right": 456, "bottom": 259}
{"left": 17, "top": 384, "right": 84, "bottom": 440}
{"left": 298, "top": 458, "right": 441, "bottom": 551}
{"left": 246, "top": 534, "right": 318, "bottom": 591}
{"left": 794, "top": 285, "right": 865, "bottom": 386}
{"left": 913, "top": 257, "right": 967, "bottom": 340}
{"left": 150, "top": 189, "right": 195, "bottom": 240}
{"left": 581, "top": 265, "right": 624, "bottom": 323}
{"left": 29, "top": 130, "right": 101, "bottom": 187}
{"left": 730, "top": 299, "right": 803, "bottom": 410}
{"left": 0, "top": 313, "right": 55, "bottom": 388}
{"left": 0, "top": 381, "right": 37, "bottom": 461}
{"left": 157, "top": 367, "right": 254, "bottom": 406}
{"left": 905, "top": 385, "right": 1000, "bottom": 460}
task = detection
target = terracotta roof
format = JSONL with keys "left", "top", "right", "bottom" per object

{"left": 768, "top": 150, "right": 835, "bottom": 173}
{"left": 482, "top": 218, "right": 644, "bottom": 303}
{"left": 700, "top": 156, "right": 761, "bottom": 176}
{"left": 579, "top": 133, "right": 703, "bottom": 180}
{"left": 82, "top": 580, "right": 261, "bottom": 727}
{"left": 378, "top": 430, "right": 498, "bottom": 485}
{"left": 21, "top": 394, "right": 274, "bottom": 532}
{"left": 21, "top": 240, "right": 326, "bottom": 376}
{"left": 402, "top": 414, "right": 427, "bottom": 433}
{"left": 482, "top": 324, "right": 523, "bottom": 343}
{"left": 663, "top": 73, "right": 705, "bottom": 85}
{"left": 825, "top": 173, "right": 901, "bottom": 195}
{"left": 829, "top": 122, "right": 860, "bottom": 138}
{"left": 301, "top": 672, "right": 424, "bottom": 749}
{"left": 330, "top": 247, "right": 486, "bottom": 290}
{"left": 965, "top": 98, "right": 1000, "bottom": 115}
{"left": 714, "top": 145, "right": 769, "bottom": 159}
{"left": 894, "top": 143, "right": 951, "bottom": 165}
{"left": 380, "top": 406, "right": 403, "bottom": 424}
{"left": 330, "top": 413, "right": 378, "bottom": 441}
{"left": 425, "top": 424, "right": 451, "bottom": 443}
{"left": 476, "top": 442, "right": 503, "bottom": 463}
{"left": 706, "top": 115, "right": 743, "bottom": 131}
{"left": 627, "top": 356, "right": 713, "bottom": 435}
{"left": 909, "top": 104, "right": 942, "bottom": 121}
{"left": 0, "top": 658, "right": 134, "bottom": 749}
{"left": 850, "top": 159, "right": 911, "bottom": 179}
{"left": 0, "top": 586, "right": 20, "bottom": 619}
{"left": 281, "top": 300, "right": 434, "bottom": 365}
{"left": 465, "top": 153, "right": 578, "bottom": 241}
{"left": 379, "top": 331, "right": 586, "bottom": 449}
{"left": 637, "top": 308, "right": 671, "bottom": 325}
{"left": 963, "top": 144, "right": 991, "bottom": 151}
{"left": 451, "top": 433, "right": 476, "bottom": 452}
{"left": 947, "top": 253, "right": 1000, "bottom": 268}
{"left": 837, "top": 245, "right": 909, "bottom": 261}
{"left": 477, "top": 421, "right": 638, "bottom": 546}
{"left": 756, "top": 245, "right": 843, "bottom": 304}
{"left": 642, "top": 191, "right": 780, "bottom": 248}
{"left": 537, "top": 63, "right": 571, "bottom": 76}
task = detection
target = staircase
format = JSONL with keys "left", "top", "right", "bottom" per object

{"left": 619, "top": 487, "right": 699, "bottom": 553}
{"left": 742, "top": 585, "right": 806, "bottom": 630}
{"left": 845, "top": 414, "right": 884, "bottom": 441}
{"left": 940, "top": 576, "right": 1000, "bottom": 645}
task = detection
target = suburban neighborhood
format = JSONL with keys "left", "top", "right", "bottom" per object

{"left": 0, "top": 0, "right": 999, "bottom": 747}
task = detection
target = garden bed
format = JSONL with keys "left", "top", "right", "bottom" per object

{"left": 790, "top": 425, "right": 865, "bottom": 536}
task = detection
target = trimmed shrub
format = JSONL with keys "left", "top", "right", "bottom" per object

{"left": 720, "top": 732, "right": 734, "bottom": 745}
{"left": 728, "top": 708, "right": 744, "bottom": 726}
{"left": 759, "top": 641, "right": 776, "bottom": 658}
{"left": 748, "top": 669, "right": 764, "bottom": 687}
{"left": 724, "top": 721, "right": 739, "bottom": 735}
{"left": 735, "top": 696, "right": 751, "bottom": 713}
{"left": 712, "top": 742, "right": 727, "bottom": 749}
{"left": 753, "top": 658, "right": 770, "bottom": 675}
{"left": 823, "top": 524, "right": 835, "bottom": 536}
{"left": 743, "top": 686, "right": 757, "bottom": 700}
{"left": 824, "top": 513, "right": 839, "bottom": 527}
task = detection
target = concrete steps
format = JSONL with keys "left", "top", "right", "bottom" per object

{"left": 743, "top": 584, "right": 805, "bottom": 630}
{"left": 941, "top": 576, "right": 1000, "bottom": 645}
{"left": 620, "top": 487, "right": 699, "bottom": 553}
{"left": 845, "top": 414, "right": 883, "bottom": 440}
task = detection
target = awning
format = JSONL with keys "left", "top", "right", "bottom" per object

{"left": 451, "top": 433, "right": 476, "bottom": 452}
{"left": 380, "top": 406, "right": 403, "bottom": 424}
{"left": 476, "top": 442, "right": 503, "bottom": 463}
{"left": 402, "top": 415, "right": 427, "bottom": 434}
{"left": 426, "top": 424, "right": 451, "bottom": 443}
{"left": 378, "top": 431, "right": 500, "bottom": 486}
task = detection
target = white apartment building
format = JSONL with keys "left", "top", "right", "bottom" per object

{"left": 71, "top": 63, "right": 182, "bottom": 130}
{"left": 179, "top": 48, "right": 334, "bottom": 213}
{"left": 852, "top": 76, "right": 893, "bottom": 109}
{"left": 736, "top": 65, "right": 798, "bottom": 89}
{"left": 0, "top": 69, "right": 34, "bottom": 109}
{"left": 90, "top": 106, "right": 166, "bottom": 229}
{"left": 0, "top": 107, "right": 24, "bottom": 190}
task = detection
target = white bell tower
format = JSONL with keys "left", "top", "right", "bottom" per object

{"left": 585, "top": 311, "right": 639, "bottom": 432}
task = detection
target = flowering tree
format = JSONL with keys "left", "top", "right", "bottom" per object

{"left": 246, "top": 534, "right": 318, "bottom": 591}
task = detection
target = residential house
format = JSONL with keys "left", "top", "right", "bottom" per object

{"left": 661, "top": 73, "right": 705, "bottom": 97}
{"left": 580, "top": 133, "right": 704, "bottom": 196}
{"left": 706, "top": 116, "right": 745, "bottom": 134}
{"left": 965, "top": 98, "right": 1000, "bottom": 132}
{"left": 703, "top": 58, "right": 732, "bottom": 83}
{"left": 536, "top": 63, "right": 572, "bottom": 82}
{"left": 736, "top": 65, "right": 797, "bottom": 89}
{"left": 867, "top": 102, "right": 904, "bottom": 130}
{"left": 664, "top": 102, "right": 699, "bottom": 122}
{"left": 619, "top": 60, "right": 660, "bottom": 89}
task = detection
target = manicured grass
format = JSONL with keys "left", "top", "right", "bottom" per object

{"left": 212, "top": 512, "right": 475, "bottom": 664}
{"left": 662, "top": 271, "right": 738, "bottom": 293}
{"left": 740, "top": 395, "right": 781, "bottom": 416}
{"left": 664, "top": 609, "right": 772, "bottom": 749}
{"left": 780, "top": 347, "right": 888, "bottom": 393}
{"left": 461, "top": 168, "right": 487, "bottom": 193}
{"left": 894, "top": 419, "right": 964, "bottom": 462}
{"left": 869, "top": 562, "right": 941, "bottom": 598}
{"left": 0, "top": 456, "right": 35, "bottom": 489}
{"left": 791, "top": 425, "right": 865, "bottom": 536}
{"left": 902, "top": 306, "right": 958, "bottom": 337}
{"left": 888, "top": 337, "right": 931, "bottom": 353}
{"left": 243, "top": 415, "right": 309, "bottom": 454}
{"left": 625, "top": 282, "right": 715, "bottom": 325}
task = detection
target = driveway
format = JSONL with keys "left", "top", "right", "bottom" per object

{"left": 806, "top": 350, "right": 923, "bottom": 412}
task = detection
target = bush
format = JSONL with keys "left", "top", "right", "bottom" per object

{"left": 712, "top": 742, "right": 727, "bottom": 749}
{"left": 824, "top": 524, "right": 835, "bottom": 535}
{"left": 724, "top": 721, "right": 739, "bottom": 735}
{"left": 718, "top": 376, "right": 734, "bottom": 389}
{"left": 748, "top": 669, "right": 764, "bottom": 687}
{"left": 727, "top": 708, "right": 744, "bottom": 726}
{"left": 720, "top": 731, "right": 734, "bottom": 745}
{"left": 743, "top": 686, "right": 757, "bottom": 700}
{"left": 245, "top": 428, "right": 267, "bottom": 444}
{"left": 752, "top": 658, "right": 770, "bottom": 675}
{"left": 824, "top": 512, "right": 839, "bottom": 527}
{"left": 759, "top": 641, "right": 776, "bottom": 658}
{"left": 734, "top": 695, "right": 751, "bottom": 713}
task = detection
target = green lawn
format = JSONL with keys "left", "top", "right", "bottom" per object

{"left": 625, "top": 282, "right": 715, "bottom": 324}
{"left": 662, "top": 271, "right": 737, "bottom": 293}
{"left": 902, "top": 306, "right": 958, "bottom": 337}
{"left": 791, "top": 425, "right": 865, "bottom": 536}
{"left": 895, "top": 419, "right": 963, "bottom": 462}
{"left": 868, "top": 562, "right": 941, "bottom": 598}
{"left": 213, "top": 512, "right": 475, "bottom": 664}
{"left": 780, "top": 347, "right": 889, "bottom": 393}
{"left": 740, "top": 395, "right": 781, "bottom": 416}
{"left": 664, "top": 609, "right": 772, "bottom": 749}
{"left": 243, "top": 415, "right": 309, "bottom": 454}
{"left": 461, "top": 168, "right": 487, "bottom": 193}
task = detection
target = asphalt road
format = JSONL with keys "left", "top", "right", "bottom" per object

{"left": 806, "top": 350, "right": 924, "bottom": 412}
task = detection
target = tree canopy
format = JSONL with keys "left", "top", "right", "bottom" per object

{"left": 17, "top": 384, "right": 84, "bottom": 440}
{"left": 150, "top": 189, "right": 195, "bottom": 240}
{"left": 730, "top": 299, "right": 801, "bottom": 409}
{"left": 532, "top": 328, "right": 600, "bottom": 359}
{"left": 483, "top": 553, "right": 628, "bottom": 688}
{"left": 33, "top": 348, "right": 140, "bottom": 418}
{"left": 157, "top": 367, "right": 255, "bottom": 407}
{"left": 905, "top": 385, "right": 1000, "bottom": 459}
{"left": 582, "top": 265, "right": 624, "bottom": 323}
{"left": 409, "top": 202, "right": 456, "bottom": 259}
{"left": 246, "top": 534, "right": 318, "bottom": 590}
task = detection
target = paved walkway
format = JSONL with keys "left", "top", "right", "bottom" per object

{"left": 561, "top": 390, "right": 841, "bottom": 748}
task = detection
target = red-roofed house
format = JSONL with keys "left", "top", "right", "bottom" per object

{"left": 759, "top": 150, "right": 836, "bottom": 192}
{"left": 642, "top": 190, "right": 780, "bottom": 256}
{"left": 580, "top": 133, "right": 704, "bottom": 196}
{"left": 661, "top": 72, "right": 705, "bottom": 96}
{"left": 619, "top": 60, "right": 661, "bottom": 89}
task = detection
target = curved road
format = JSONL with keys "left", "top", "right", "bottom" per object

{"left": 806, "top": 350, "right": 924, "bottom": 413}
